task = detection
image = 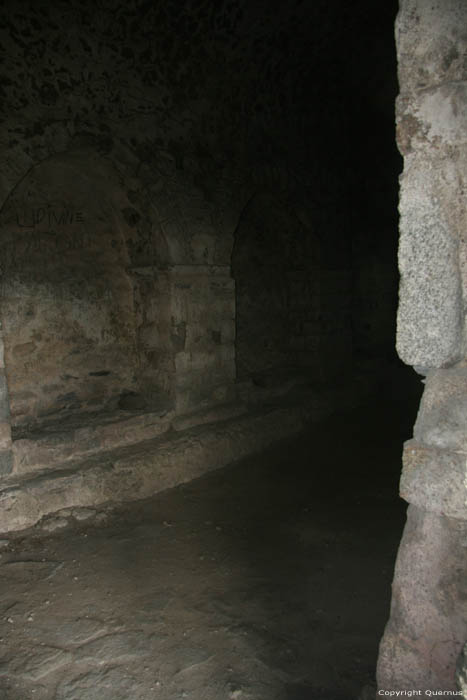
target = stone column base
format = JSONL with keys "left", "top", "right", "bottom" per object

{"left": 377, "top": 504, "right": 467, "bottom": 692}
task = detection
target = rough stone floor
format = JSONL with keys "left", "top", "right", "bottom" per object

{"left": 0, "top": 394, "right": 416, "bottom": 700}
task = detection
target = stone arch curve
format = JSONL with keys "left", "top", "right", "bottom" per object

{"left": 0, "top": 148, "right": 175, "bottom": 428}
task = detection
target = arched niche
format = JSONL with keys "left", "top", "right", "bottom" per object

{"left": 0, "top": 149, "right": 173, "bottom": 429}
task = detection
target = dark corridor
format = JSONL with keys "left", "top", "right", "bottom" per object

{"left": 0, "top": 0, "right": 427, "bottom": 697}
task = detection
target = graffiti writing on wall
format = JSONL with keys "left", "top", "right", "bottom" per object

{"left": 0, "top": 229, "right": 93, "bottom": 264}
{"left": 15, "top": 208, "right": 85, "bottom": 228}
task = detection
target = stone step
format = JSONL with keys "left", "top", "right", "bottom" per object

{"left": 11, "top": 407, "right": 175, "bottom": 475}
{"left": 0, "top": 401, "right": 315, "bottom": 533}
{"left": 10, "top": 400, "right": 247, "bottom": 476}
{"left": 0, "top": 371, "right": 381, "bottom": 533}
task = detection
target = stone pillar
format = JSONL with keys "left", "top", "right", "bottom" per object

{"left": 128, "top": 264, "right": 237, "bottom": 415}
{"left": 377, "top": 0, "right": 467, "bottom": 691}
{"left": 170, "top": 265, "right": 236, "bottom": 414}
{"left": 0, "top": 324, "right": 13, "bottom": 475}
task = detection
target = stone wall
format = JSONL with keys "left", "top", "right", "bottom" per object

{"left": 0, "top": 151, "right": 141, "bottom": 425}
{"left": 171, "top": 265, "right": 236, "bottom": 412}
{"left": 0, "top": 0, "right": 361, "bottom": 445}
{"left": 0, "top": 1, "right": 401, "bottom": 502}
{"left": 377, "top": 0, "right": 467, "bottom": 692}
{"left": 0, "top": 327, "right": 13, "bottom": 476}
{"left": 0, "top": 147, "right": 238, "bottom": 434}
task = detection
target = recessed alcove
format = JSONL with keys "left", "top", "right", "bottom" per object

{"left": 0, "top": 150, "right": 238, "bottom": 475}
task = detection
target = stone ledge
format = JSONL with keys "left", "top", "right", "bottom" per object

{"left": 0, "top": 369, "right": 379, "bottom": 534}
{"left": 10, "top": 401, "right": 247, "bottom": 476}
{"left": 401, "top": 441, "right": 467, "bottom": 519}
{"left": 11, "top": 408, "right": 176, "bottom": 475}
{"left": 0, "top": 402, "right": 315, "bottom": 533}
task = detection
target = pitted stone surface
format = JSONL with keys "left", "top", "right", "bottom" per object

{"left": 395, "top": 0, "right": 467, "bottom": 93}
{"left": 15, "top": 648, "right": 73, "bottom": 681}
{"left": 414, "top": 369, "right": 467, "bottom": 451}
{"left": 56, "top": 667, "right": 141, "bottom": 700}
{"left": 399, "top": 83, "right": 467, "bottom": 150}
{"left": 383, "top": 3, "right": 467, "bottom": 690}
{"left": 41, "top": 517, "right": 69, "bottom": 533}
{"left": 395, "top": 0, "right": 467, "bottom": 370}
{"left": 29, "top": 617, "right": 108, "bottom": 647}
{"left": 377, "top": 505, "right": 467, "bottom": 692}
{"left": 0, "top": 559, "right": 62, "bottom": 583}
{"left": 401, "top": 442, "right": 467, "bottom": 519}
{"left": 75, "top": 631, "right": 152, "bottom": 664}
{"left": 396, "top": 153, "right": 463, "bottom": 368}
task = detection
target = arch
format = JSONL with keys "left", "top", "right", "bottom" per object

{"left": 0, "top": 148, "right": 174, "bottom": 429}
